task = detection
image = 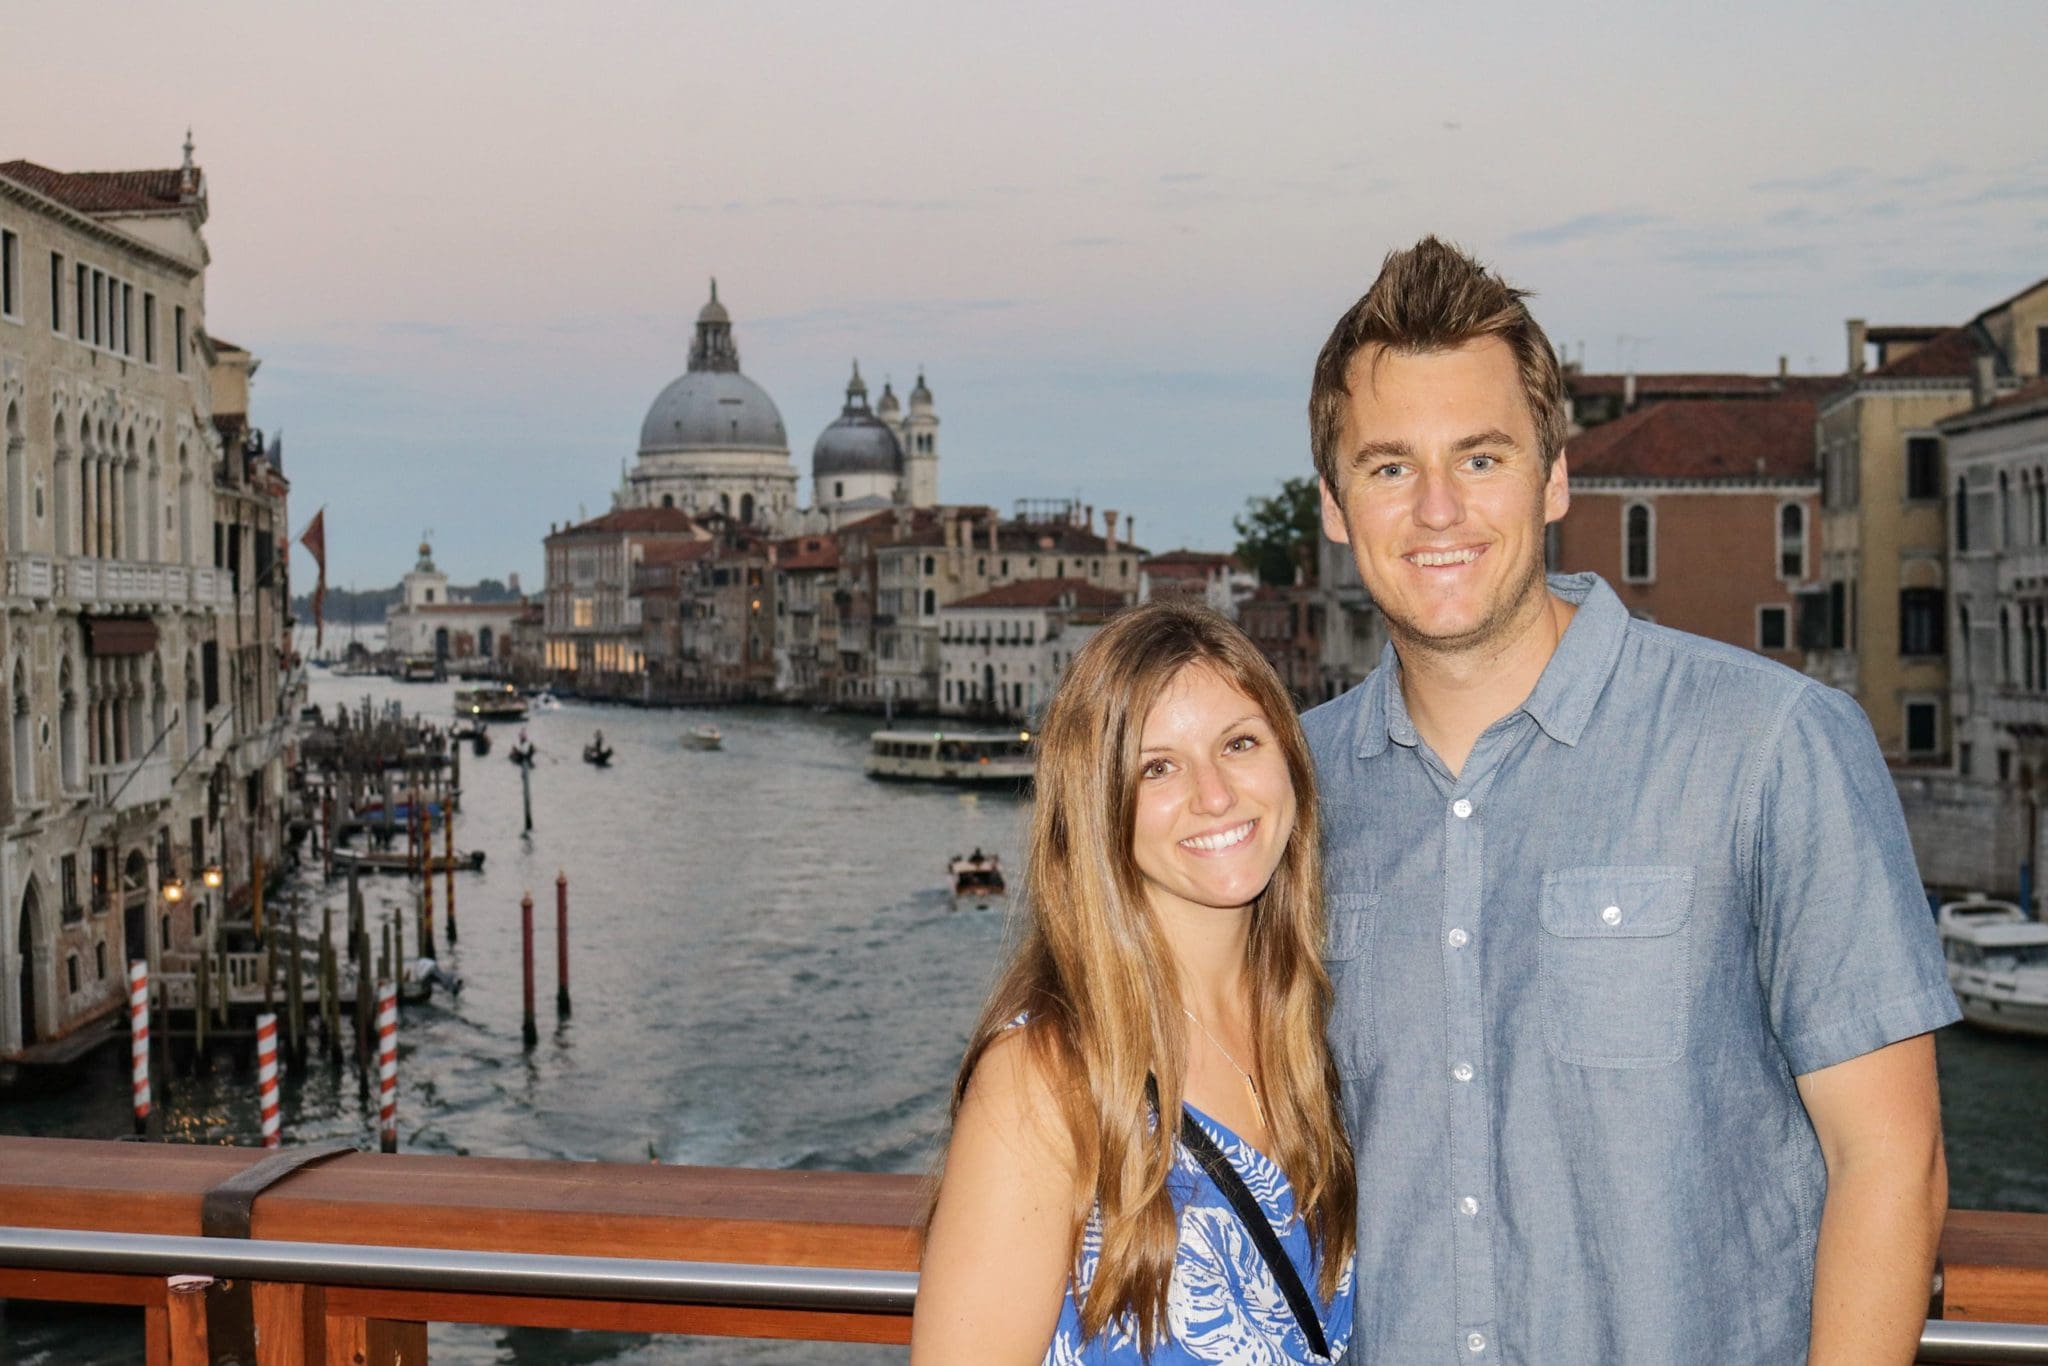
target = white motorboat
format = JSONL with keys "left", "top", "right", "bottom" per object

{"left": 528, "top": 690, "right": 563, "bottom": 712}
{"left": 1938, "top": 898, "right": 2048, "bottom": 1038}
{"left": 683, "top": 725, "right": 723, "bottom": 751}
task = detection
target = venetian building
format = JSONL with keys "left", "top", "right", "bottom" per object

{"left": 812, "top": 364, "right": 941, "bottom": 518}
{"left": 619, "top": 282, "right": 797, "bottom": 525}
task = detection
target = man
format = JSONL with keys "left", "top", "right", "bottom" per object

{"left": 1301, "top": 237, "right": 1957, "bottom": 1364}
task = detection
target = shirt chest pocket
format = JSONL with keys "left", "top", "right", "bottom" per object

{"left": 1538, "top": 865, "right": 1696, "bottom": 1069}
{"left": 1323, "top": 892, "right": 1376, "bottom": 1080}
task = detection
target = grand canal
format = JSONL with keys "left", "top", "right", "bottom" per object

{"left": 6, "top": 671, "right": 2048, "bottom": 1363}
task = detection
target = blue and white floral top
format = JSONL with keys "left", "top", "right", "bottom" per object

{"left": 1045, "top": 1102, "right": 1354, "bottom": 1364}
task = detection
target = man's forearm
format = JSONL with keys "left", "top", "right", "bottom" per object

{"left": 1807, "top": 1149, "right": 1947, "bottom": 1366}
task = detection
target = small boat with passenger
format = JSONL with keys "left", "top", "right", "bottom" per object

{"left": 949, "top": 850, "right": 1007, "bottom": 908}
{"left": 683, "top": 725, "right": 723, "bottom": 751}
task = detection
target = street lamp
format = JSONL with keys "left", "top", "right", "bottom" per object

{"left": 160, "top": 876, "right": 185, "bottom": 903}
{"left": 201, "top": 864, "right": 223, "bottom": 890}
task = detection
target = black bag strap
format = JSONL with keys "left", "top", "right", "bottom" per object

{"left": 1178, "top": 1110, "right": 1331, "bottom": 1360}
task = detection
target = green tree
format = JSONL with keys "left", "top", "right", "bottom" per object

{"left": 1233, "top": 476, "right": 1322, "bottom": 587}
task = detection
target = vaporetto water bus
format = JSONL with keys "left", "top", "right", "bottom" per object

{"left": 865, "top": 729, "right": 1034, "bottom": 787}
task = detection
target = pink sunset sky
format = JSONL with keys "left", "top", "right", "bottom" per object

{"left": 6, "top": 0, "right": 2043, "bottom": 588}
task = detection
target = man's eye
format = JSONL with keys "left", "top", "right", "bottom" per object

{"left": 1373, "top": 463, "right": 1407, "bottom": 479}
{"left": 1469, "top": 454, "right": 1498, "bottom": 471}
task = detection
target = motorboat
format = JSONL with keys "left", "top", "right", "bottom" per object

{"left": 526, "top": 690, "right": 563, "bottom": 712}
{"left": 455, "top": 683, "right": 528, "bottom": 721}
{"left": 949, "top": 851, "right": 1007, "bottom": 908}
{"left": 867, "top": 729, "right": 1033, "bottom": 788}
{"left": 683, "top": 725, "right": 723, "bottom": 751}
{"left": 329, "top": 847, "right": 486, "bottom": 876}
{"left": 1938, "top": 897, "right": 2048, "bottom": 1038}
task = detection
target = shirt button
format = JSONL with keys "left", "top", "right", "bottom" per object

{"left": 1601, "top": 904, "right": 1623, "bottom": 926}
{"left": 1467, "top": 1332, "right": 1487, "bottom": 1353}
{"left": 1452, "top": 1062, "right": 1474, "bottom": 1082}
{"left": 1460, "top": 1195, "right": 1479, "bottom": 1215}
{"left": 1451, "top": 798, "right": 1473, "bottom": 819}
{"left": 1447, "top": 927, "right": 1470, "bottom": 948}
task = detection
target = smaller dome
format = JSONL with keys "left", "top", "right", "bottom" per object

{"left": 909, "top": 370, "right": 933, "bottom": 409}
{"left": 814, "top": 361, "right": 902, "bottom": 478}
{"left": 877, "top": 380, "right": 900, "bottom": 417}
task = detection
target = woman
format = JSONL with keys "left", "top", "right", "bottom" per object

{"left": 914, "top": 601, "right": 1356, "bottom": 1363}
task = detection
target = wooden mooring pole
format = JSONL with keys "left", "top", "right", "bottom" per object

{"left": 287, "top": 907, "right": 306, "bottom": 1068}
{"left": 444, "top": 797, "right": 458, "bottom": 943}
{"left": 521, "top": 891, "right": 538, "bottom": 1049}
{"left": 422, "top": 805, "right": 436, "bottom": 955}
{"left": 556, "top": 870, "right": 571, "bottom": 1019}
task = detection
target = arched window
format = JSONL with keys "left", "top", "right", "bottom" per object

{"left": 720, "top": 492, "right": 732, "bottom": 516}
{"left": 145, "top": 437, "right": 161, "bottom": 562}
{"left": 1957, "top": 476, "right": 1970, "bottom": 552}
{"left": 3, "top": 400, "right": 24, "bottom": 550}
{"left": 11, "top": 660, "right": 34, "bottom": 804}
{"left": 52, "top": 414, "right": 71, "bottom": 558}
{"left": 183, "top": 651, "right": 201, "bottom": 759}
{"left": 1957, "top": 602, "right": 1972, "bottom": 689}
{"left": 2001, "top": 470, "right": 2013, "bottom": 549}
{"left": 57, "top": 659, "right": 80, "bottom": 792}
{"left": 176, "top": 443, "right": 192, "bottom": 565}
{"left": 661, "top": 493, "right": 674, "bottom": 508}
{"left": 923, "top": 588, "right": 936, "bottom": 616}
{"left": 479, "top": 626, "right": 495, "bottom": 658}
{"left": 2001, "top": 606, "right": 2012, "bottom": 684}
{"left": 1623, "top": 502, "right": 1654, "bottom": 582}
{"left": 2036, "top": 467, "right": 2047, "bottom": 545}
{"left": 1778, "top": 503, "right": 1806, "bottom": 580}
{"left": 740, "top": 492, "right": 755, "bottom": 523}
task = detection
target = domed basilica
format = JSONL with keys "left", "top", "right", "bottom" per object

{"left": 617, "top": 283, "right": 940, "bottom": 528}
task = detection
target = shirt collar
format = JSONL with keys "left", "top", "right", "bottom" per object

{"left": 1354, "top": 572, "right": 1629, "bottom": 758}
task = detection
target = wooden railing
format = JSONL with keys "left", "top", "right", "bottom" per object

{"left": 0, "top": 1136, "right": 2044, "bottom": 1362}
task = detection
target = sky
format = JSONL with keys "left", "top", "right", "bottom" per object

{"left": 6, "top": 1, "right": 2044, "bottom": 589}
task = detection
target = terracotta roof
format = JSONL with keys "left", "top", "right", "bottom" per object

{"left": 1143, "top": 549, "right": 1242, "bottom": 573}
{"left": 1867, "top": 325, "right": 1948, "bottom": 343}
{"left": 636, "top": 540, "right": 714, "bottom": 566}
{"left": 1942, "top": 377, "right": 2048, "bottom": 428}
{"left": 1565, "top": 398, "right": 1817, "bottom": 481}
{"left": 1870, "top": 326, "right": 1980, "bottom": 379}
{"left": 0, "top": 160, "right": 195, "bottom": 214}
{"left": 775, "top": 535, "right": 840, "bottom": 571}
{"left": 1971, "top": 275, "right": 2048, "bottom": 326}
{"left": 1569, "top": 372, "right": 1845, "bottom": 400}
{"left": 550, "top": 506, "right": 702, "bottom": 539}
{"left": 946, "top": 578, "right": 1129, "bottom": 611}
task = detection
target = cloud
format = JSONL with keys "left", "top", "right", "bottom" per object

{"left": 1059, "top": 236, "right": 1125, "bottom": 248}
{"left": 1867, "top": 266, "right": 2029, "bottom": 293}
{"left": 1751, "top": 165, "right": 1869, "bottom": 193}
{"left": 1159, "top": 171, "right": 1209, "bottom": 185}
{"left": 1506, "top": 210, "right": 1661, "bottom": 247}
{"left": 749, "top": 297, "right": 1024, "bottom": 335}
{"left": 1665, "top": 244, "right": 1820, "bottom": 270}
{"left": 672, "top": 194, "right": 967, "bottom": 215}
{"left": 1941, "top": 179, "right": 2048, "bottom": 209}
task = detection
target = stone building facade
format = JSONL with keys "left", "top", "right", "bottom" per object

{"left": 1, "top": 146, "right": 286, "bottom": 1057}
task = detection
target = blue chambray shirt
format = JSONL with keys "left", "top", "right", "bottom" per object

{"left": 1302, "top": 572, "right": 1960, "bottom": 1365}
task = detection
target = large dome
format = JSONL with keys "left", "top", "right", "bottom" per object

{"left": 639, "top": 370, "right": 787, "bottom": 453}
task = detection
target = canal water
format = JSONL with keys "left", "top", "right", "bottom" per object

{"left": 4, "top": 671, "right": 2046, "bottom": 1363}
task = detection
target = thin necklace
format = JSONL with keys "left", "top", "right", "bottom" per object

{"left": 1181, "top": 1006, "right": 1267, "bottom": 1131}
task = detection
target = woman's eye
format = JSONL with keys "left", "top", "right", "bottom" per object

{"left": 1141, "top": 759, "right": 1173, "bottom": 779}
{"left": 1225, "top": 734, "right": 1258, "bottom": 753}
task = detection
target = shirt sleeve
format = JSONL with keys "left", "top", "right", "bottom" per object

{"left": 1752, "top": 683, "right": 1962, "bottom": 1076}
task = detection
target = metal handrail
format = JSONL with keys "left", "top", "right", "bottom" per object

{"left": 3, "top": 1225, "right": 2045, "bottom": 1358}
{"left": 0, "top": 1226, "right": 917, "bottom": 1315}
{"left": 1921, "top": 1321, "right": 2048, "bottom": 1364}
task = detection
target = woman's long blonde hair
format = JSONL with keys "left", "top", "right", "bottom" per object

{"left": 932, "top": 600, "right": 1355, "bottom": 1348}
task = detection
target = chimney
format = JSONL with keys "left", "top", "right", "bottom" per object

{"left": 988, "top": 517, "right": 999, "bottom": 554}
{"left": 1622, "top": 371, "right": 1637, "bottom": 411}
{"left": 1125, "top": 515, "right": 1135, "bottom": 548}
{"left": 1974, "top": 353, "right": 1998, "bottom": 409}
{"left": 1847, "top": 319, "right": 1867, "bottom": 376}
{"left": 1778, "top": 354, "right": 1789, "bottom": 382}
{"left": 1085, "top": 504, "right": 1095, "bottom": 533}
{"left": 1104, "top": 509, "right": 1120, "bottom": 554}
{"left": 943, "top": 512, "right": 957, "bottom": 549}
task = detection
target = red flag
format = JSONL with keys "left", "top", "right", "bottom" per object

{"left": 298, "top": 508, "right": 327, "bottom": 649}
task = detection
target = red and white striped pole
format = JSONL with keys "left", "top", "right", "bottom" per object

{"left": 377, "top": 980, "right": 398, "bottom": 1153}
{"left": 127, "top": 961, "right": 150, "bottom": 1135}
{"left": 255, "top": 1012, "right": 280, "bottom": 1149}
